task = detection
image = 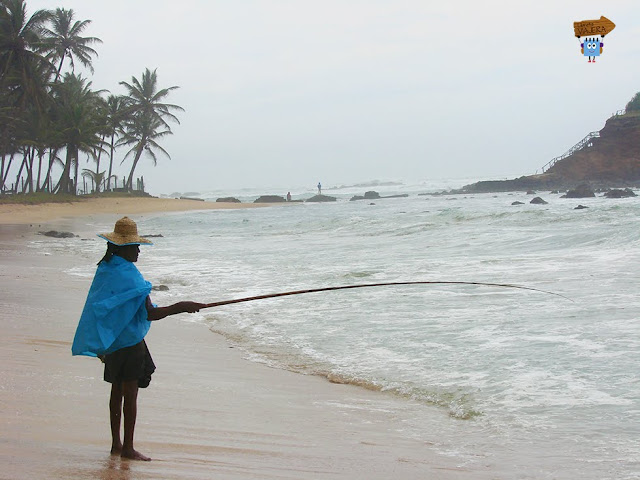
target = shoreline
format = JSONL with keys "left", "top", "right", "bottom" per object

{"left": 0, "top": 208, "right": 497, "bottom": 478}
{"left": 0, "top": 196, "right": 279, "bottom": 225}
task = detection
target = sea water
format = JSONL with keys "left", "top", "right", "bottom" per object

{"left": 59, "top": 181, "right": 639, "bottom": 478}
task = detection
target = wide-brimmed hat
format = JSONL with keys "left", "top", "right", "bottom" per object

{"left": 97, "top": 217, "right": 153, "bottom": 246}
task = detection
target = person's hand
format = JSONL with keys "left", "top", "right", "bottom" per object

{"left": 178, "top": 301, "right": 206, "bottom": 313}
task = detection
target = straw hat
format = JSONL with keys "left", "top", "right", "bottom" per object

{"left": 97, "top": 217, "right": 153, "bottom": 246}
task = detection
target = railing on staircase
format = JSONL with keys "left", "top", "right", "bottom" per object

{"left": 541, "top": 131, "right": 600, "bottom": 173}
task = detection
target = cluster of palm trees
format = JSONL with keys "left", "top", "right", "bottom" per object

{"left": 0, "top": 0, "right": 183, "bottom": 195}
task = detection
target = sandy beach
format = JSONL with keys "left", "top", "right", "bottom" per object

{"left": 0, "top": 196, "right": 275, "bottom": 225}
{"left": 0, "top": 198, "right": 495, "bottom": 479}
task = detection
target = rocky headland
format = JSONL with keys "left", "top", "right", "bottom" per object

{"left": 457, "top": 109, "right": 640, "bottom": 194}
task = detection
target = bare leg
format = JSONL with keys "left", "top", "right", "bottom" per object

{"left": 121, "top": 379, "right": 151, "bottom": 461}
{"left": 109, "top": 383, "right": 123, "bottom": 454}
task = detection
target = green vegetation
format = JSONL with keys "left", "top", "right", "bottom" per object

{"left": 625, "top": 92, "right": 640, "bottom": 113}
{"left": 0, "top": 192, "right": 81, "bottom": 204}
{"left": 0, "top": 0, "right": 182, "bottom": 196}
{"left": 0, "top": 190, "right": 151, "bottom": 205}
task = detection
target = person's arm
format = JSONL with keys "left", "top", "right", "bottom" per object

{"left": 146, "top": 297, "right": 206, "bottom": 321}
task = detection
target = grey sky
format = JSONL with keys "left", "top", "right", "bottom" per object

{"left": 27, "top": 0, "right": 640, "bottom": 194}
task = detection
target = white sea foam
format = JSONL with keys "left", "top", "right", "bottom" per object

{"left": 63, "top": 186, "right": 640, "bottom": 479}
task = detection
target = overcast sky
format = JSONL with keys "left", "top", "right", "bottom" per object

{"left": 27, "top": 0, "right": 640, "bottom": 194}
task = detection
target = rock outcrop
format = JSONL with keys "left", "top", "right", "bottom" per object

{"left": 306, "top": 194, "right": 337, "bottom": 202}
{"left": 461, "top": 111, "right": 640, "bottom": 193}
{"left": 530, "top": 197, "right": 548, "bottom": 205}
{"left": 39, "top": 230, "right": 76, "bottom": 238}
{"left": 604, "top": 188, "right": 637, "bottom": 198}
{"left": 560, "top": 184, "right": 595, "bottom": 198}
{"left": 254, "top": 195, "right": 286, "bottom": 203}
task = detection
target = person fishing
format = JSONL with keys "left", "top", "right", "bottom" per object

{"left": 72, "top": 216, "right": 205, "bottom": 461}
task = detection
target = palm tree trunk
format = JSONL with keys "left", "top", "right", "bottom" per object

{"left": 0, "top": 154, "right": 5, "bottom": 192}
{"left": 93, "top": 135, "right": 105, "bottom": 193}
{"left": 107, "top": 134, "right": 115, "bottom": 191}
{"left": 1, "top": 154, "right": 14, "bottom": 192}
{"left": 126, "top": 142, "right": 145, "bottom": 191}
{"left": 14, "top": 155, "right": 27, "bottom": 193}
{"left": 73, "top": 152, "right": 80, "bottom": 195}
{"left": 35, "top": 148, "right": 44, "bottom": 192}
{"left": 55, "top": 54, "right": 66, "bottom": 83}
{"left": 58, "top": 148, "right": 74, "bottom": 194}
{"left": 41, "top": 148, "right": 56, "bottom": 192}
{"left": 26, "top": 147, "right": 35, "bottom": 193}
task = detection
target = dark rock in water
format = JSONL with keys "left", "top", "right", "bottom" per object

{"left": 216, "top": 197, "right": 241, "bottom": 203}
{"left": 561, "top": 183, "right": 595, "bottom": 198}
{"left": 254, "top": 195, "right": 286, "bottom": 203}
{"left": 152, "top": 284, "right": 169, "bottom": 291}
{"left": 530, "top": 197, "right": 548, "bottom": 205}
{"left": 306, "top": 194, "right": 337, "bottom": 202}
{"left": 604, "top": 188, "right": 637, "bottom": 198}
{"left": 179, "top": 196, "right": 204, "bottom": 201}
{"left": 381, "top": 194, "right": 409, "bottom": 199}
{"left": 351, "top": 192, "right": 408, "bottom": 201}
{"left": 574, "top": 205, "right": 589, "bottom": 209}
{"left": 511, "top": 201, "right": 524, "bottom": 205}
{"left": 526, "top": 190, "right": 536, "bottom": 195}
{"left": 39, "top": 230, "right": 77, "bottom": 238}
{"left": 369, "top": 203, "right": 376, "bottom": 205}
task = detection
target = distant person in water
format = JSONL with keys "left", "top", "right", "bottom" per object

{"left": 287, "top": 191, "right": 292, "bottom": 201}
{"left": 72, "top": 216, "right": 205, "bottom": 461}
{"left": 317, "top": 182, "right": 322, "bottom": 195}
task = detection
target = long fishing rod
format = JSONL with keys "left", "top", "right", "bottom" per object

{"left": 203, "top": 281, "right": 573, "bottom": 309}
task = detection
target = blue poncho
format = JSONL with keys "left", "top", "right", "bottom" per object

{"left": 72, "top": 255, "right": 152, "bottom": 357}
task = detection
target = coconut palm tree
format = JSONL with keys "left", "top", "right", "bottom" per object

{"left": 118, "top": 68, "right": 183, "bottom": 190}
{"left": 81, "top": 167, "right": 112, "bottom": 193}
{"left": 0, "top": 0, "right": 53, "bottom": 108}
{"left": 41, "top": 7, "right": 101, "bottom": 81}
{"left": 118, "top": 113, "right": 172, "bottom": 190}
{"left": 104, "top": 94, "right": 125, "bottom": 191}
{"left": 50, "top": 73, "right": 105, "bottom": 194}
{"left": 0, "top": 0, "right": 54, "bottom": 192}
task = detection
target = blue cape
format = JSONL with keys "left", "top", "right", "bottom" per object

{"left": 72, "top": 255, "right": 152, "bottom": 357}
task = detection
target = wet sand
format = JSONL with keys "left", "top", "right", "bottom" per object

{"left": 0, "top": 203, "right": 497, "bottom": 479}
{"left": 0, "top": 196, "right": 274, "bottom": 225}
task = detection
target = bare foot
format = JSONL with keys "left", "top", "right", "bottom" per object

{"left": 121, "top": 448, "right": 151, "bottom": 461}
{"left": 110, "top": 443, "right": 122, "bottom": 455}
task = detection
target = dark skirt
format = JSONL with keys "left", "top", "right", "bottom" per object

{"left": 103, "top": 340, "right": 156, "bottom": 388}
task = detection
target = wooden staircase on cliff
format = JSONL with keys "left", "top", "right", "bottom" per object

{"left": 541, "top": 131, "right": 600, "bottom": 173}
{"left": 540, "top": 109, "right": 627, "bottom": 174}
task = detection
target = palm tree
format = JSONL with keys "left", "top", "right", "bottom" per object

{"left": 41, "top": 7, "right": 101, "bottom": 81}
{"left": 0, "top": 0, "right": 53, "bottom": 108}
{"left": 81, "top": 167, "right": 112, "bottom": 193}
{"left": 118, "top": 113, "right": 172, "bottom": 190}
{"left": 104, "top": 94, "right": 125, "bottom": 190}
{"left": 0, "top": 0, "right": 54, "bottom": 192}
{"left": 119, "top": 68, "right": 183, "bottom": 190}
{"left": 50, "top": 73, "right": 105, "bottom": 194}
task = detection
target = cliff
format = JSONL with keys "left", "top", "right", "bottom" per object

{"left": 462, "top": 112, "right": 640, "bottom": 193}
{"left": 546, "top": 113, "right": 640, "bottom": 181}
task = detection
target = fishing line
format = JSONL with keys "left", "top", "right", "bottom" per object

{"left": 203, "top": 281, "right": 573, "bottom": 309}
